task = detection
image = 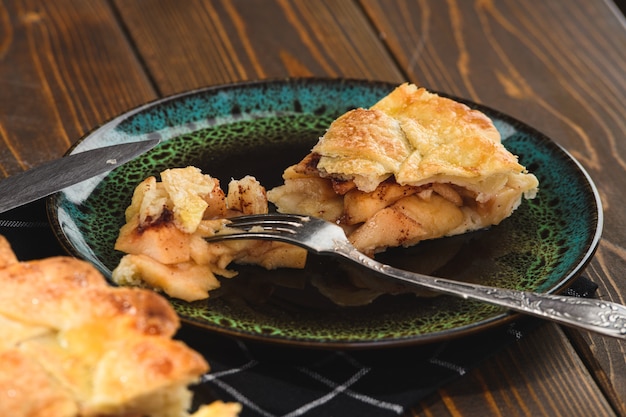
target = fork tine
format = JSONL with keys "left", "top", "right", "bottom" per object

{"left": 229, "top": 213, "right": 308, "bottom": 222}
{"left": 223, "top": 213, "right": 309, "bottom": 231}
{"left": 202, "top": 213, "right": 311, "bottom": 245}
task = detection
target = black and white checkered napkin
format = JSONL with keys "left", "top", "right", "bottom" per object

{"left": 1, "top": 200, "right": 598, "bottom": 417}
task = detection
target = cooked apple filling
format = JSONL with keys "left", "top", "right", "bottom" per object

{"left": 112, "top": 166, "right": 306, "bottom": 302}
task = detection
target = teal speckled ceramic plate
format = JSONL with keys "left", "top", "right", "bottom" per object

{"left": 47, "top": 79, "right": 602, "bottom": 349}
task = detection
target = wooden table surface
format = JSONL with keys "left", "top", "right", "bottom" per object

{"left": 2, "top": 1, "right": 626, "bottom": 416}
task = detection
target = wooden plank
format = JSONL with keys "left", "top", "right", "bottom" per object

{"left": 112, "top": 0, "right": 405, "bottom": 95}
{"left": 360, "top": 0, "right": 626, "bottom": 414}
{"left": 0, "top": 0, "right": 156, "bottom": 177}
{"left": 411, "top": 324, "right": 616, "bottom": 416}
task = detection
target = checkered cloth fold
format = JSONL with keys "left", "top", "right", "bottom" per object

{"left": 0, "top": 200, "right": 598, "bottom": 417}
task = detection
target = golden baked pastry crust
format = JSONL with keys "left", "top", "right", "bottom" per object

{"left": 313, "top": 83, "right": 531, "bottom": 194}
{"left": 0, "top": 235, "right": 239, "bottom": 417}
{"left": 312, "top": 107, "right": 411, "bottom": 191}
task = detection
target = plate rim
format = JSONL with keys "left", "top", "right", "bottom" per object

{"left": 46, "top": 77, "right": 604, "bottom": 349}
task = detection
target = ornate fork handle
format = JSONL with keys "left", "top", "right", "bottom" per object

{"left": 336, "top": 241, "right": 626, "bottom": 339}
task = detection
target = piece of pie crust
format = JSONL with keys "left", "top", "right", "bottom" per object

{"left": 0, "top": 235, "right": 240, "bottom": 417}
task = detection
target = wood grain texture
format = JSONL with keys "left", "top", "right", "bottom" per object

{"left": 0, "top": 0, "right": 156, "bottom": 177}
{"left": 112, "top": 0, "right": 405, "bottom": 96}
{"left": 411, "top": 324, "right": 616, "bottom": 416}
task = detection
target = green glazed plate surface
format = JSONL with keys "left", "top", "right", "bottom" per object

{"left": 48, "top": 78, "right": 602, "bottom": 349}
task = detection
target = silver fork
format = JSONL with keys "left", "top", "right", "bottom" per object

{"left": 205, "top": 213, "right": 626, "bottom": 339}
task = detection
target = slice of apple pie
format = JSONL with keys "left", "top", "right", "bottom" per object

{"left": 267, "top": 83, "right": 539, "bottom": 256}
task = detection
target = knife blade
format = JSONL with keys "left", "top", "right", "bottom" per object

{"left": 0, "top": 139, "right": 160, "bottom": 214}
